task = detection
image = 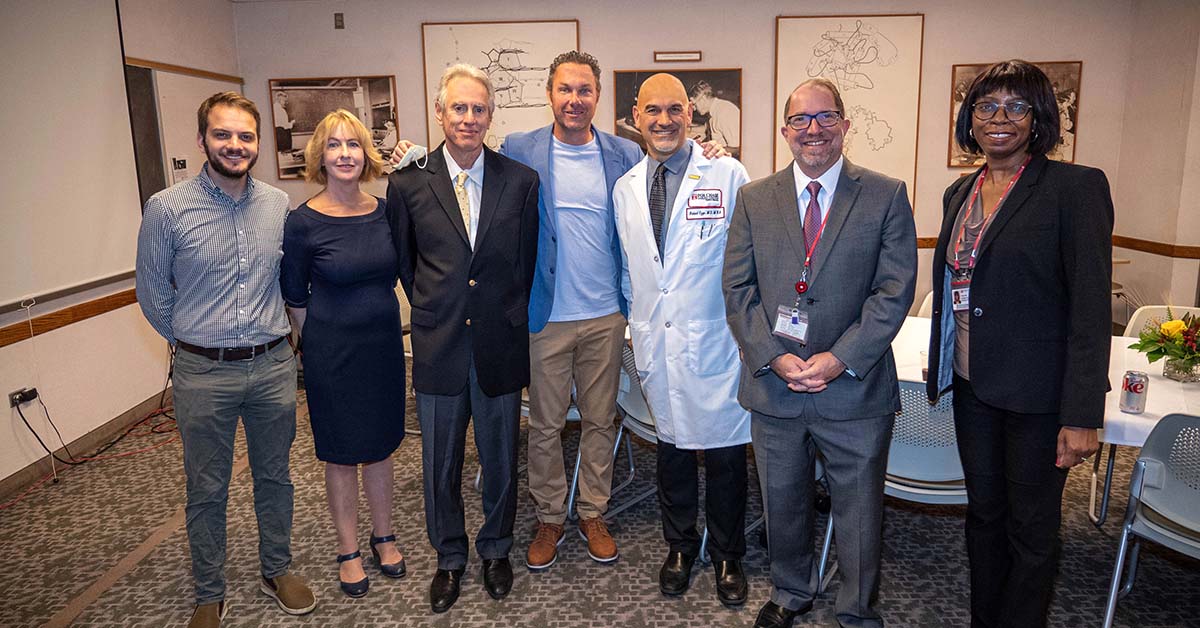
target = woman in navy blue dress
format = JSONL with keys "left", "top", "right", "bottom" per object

{"left": 281, "top": 110, "right": 406, "bottom": 598}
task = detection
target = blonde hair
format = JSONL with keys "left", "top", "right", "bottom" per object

{"left": 303, "top": 109, "right": 386, "bottom": 184}
{"left": 435, "top": 63, "right": 495, "bottom": 113}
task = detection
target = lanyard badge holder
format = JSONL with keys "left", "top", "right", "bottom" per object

{"left": 949, "top": 156, "right": 1030, "bottom": 313}
{"left": 773, "top": 210, "right": 830, "bottom": 344}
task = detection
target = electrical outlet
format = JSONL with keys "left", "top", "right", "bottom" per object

{"left": 9, "top": 387, "right": 38, "bottom": 408}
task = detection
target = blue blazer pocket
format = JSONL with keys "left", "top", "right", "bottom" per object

{"left": 410, "top": 305, "right": 437, "bottom": 328}
{"left": 505, "top": 302, "right": 528, "bottom": 327}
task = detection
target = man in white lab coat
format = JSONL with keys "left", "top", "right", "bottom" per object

{"left": 612, "top": 73, "right": 751, "bottom": 606}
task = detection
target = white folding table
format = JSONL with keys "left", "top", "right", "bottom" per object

{"left": 890, "top": 317, "right": 1199, "bottom": 526}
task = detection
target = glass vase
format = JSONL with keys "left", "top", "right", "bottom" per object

{"left": 1163, "top": 358, "right": 1200, "bottom": 383}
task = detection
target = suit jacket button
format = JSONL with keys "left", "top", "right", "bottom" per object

{"left": 973, "top": 307, "right": 982, "bottom": 317}
{"left": 465, "top": 318, "right": 472, "bottom": 326}
{"left": 551, "top": 236, "right": 557, "bottom": 243}
{"left": 549, "top": 267, "right": 555, "bottom": 274}
{"left": 469, "top": 279, "right": 477, "bottom": 287}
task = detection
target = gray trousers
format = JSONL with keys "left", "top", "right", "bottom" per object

{"left": 416, "top": 358, "right": 521, "bottom": 570}
{"left": 172, "top": 340, "right": 298, "bottom": 605}
{"left": 752, "top": 407, "right": 893, "bottom": 628}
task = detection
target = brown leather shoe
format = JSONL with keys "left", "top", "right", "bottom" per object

{"left": 526, "top": 521, "right": 565, "bottom": 571}
{"left": 260, "top": 573, "right": 317, "bottom": 615}
{"left": 186, "top": 600, "right": 228, "bottom": 628}
{"left": 579, "top": 516, "right": 618, "bottom": 563}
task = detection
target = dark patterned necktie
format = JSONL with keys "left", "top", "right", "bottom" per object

{"left": 649, "top": 163, "right": 667, "bottom": 257}
{"left": 804, "top": 181, "right": 822, "bottom": 253}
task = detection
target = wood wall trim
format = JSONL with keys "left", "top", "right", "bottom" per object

{"left": 917, "top": 237, "right": 938, "bottom": 249}
{"left": 1113, "top": 235, "right": 1200, "bottom": 260}
{"left": 123, "top": 57, "right": 244, "bottom": 85}
{"left": 0, "top": 289, "right": 137, "bottom": 349}
{"left": 0, "top": 271, "right": 135, "bottom": 315}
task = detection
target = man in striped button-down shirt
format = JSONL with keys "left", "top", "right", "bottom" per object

{"left": 136, "top": 92, "right": 315, "bottom": 628}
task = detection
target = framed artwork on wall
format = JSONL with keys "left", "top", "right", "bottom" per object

{"left": 774, "top": 14, "right": 924, "bottom": 204}
{"left": 613, "top": 68, "right": 743, "bottom": 159}
{"left": 421, "top": 19, "right": 579, "bottom": 150}
{"left": 268, "top": 76, "right": 397, "bottom": 180}
{"left": 948, "top": 60, "right": 1082, "bottom": 167}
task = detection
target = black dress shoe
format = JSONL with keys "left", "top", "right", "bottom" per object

{"left": 753, "top": 600, "right": 813, "bottom": 628}
{"left": 336, "top": 551, "right": 369, "bottom": 598}
{"left": 714, "top": 559, "right": 748, "bottom": 606}
{"left": 430, "top": 567, "right": 465, "bottom": 613}
{"left": 482, "top": 557, "right": 513, "bottom": 599}
{"left": 658, "top": 550, "right": 696, "bottom": 596}
{"left": 370, "top": 535, "right": 407, "bottom": 579}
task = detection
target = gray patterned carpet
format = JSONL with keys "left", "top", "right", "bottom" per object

{"left": 1, "top": 365, "right": 1197, "bottom": 628}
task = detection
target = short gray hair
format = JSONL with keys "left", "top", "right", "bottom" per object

{"left": 435, "top": 64, "right": 495, "bottom": 113}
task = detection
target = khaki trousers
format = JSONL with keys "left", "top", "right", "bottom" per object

{"left": 527, "top": 311, "right": 626, "bottom": 524}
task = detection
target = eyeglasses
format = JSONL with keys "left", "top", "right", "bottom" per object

{"left": 971, "top": 101, "right": 1032, "bottom": 121}
{"left": 785, "top": 110, "right": 843, "bottom": 130}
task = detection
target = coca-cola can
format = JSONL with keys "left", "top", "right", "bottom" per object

{"left": 1119, "top": 370, "right": 1149, "bottom": 414}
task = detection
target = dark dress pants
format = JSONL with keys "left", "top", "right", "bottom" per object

{"left": 752, "top": 407, "right": 892, "bottom": 628}
{"left": 416, "top": 357, "right": 521, "bottom": 570}
{"left": 656, "top": 439, "right": 748, "bottom": 561}
{"left": 953, "top": 375, "right": 1069, "bottom": 628}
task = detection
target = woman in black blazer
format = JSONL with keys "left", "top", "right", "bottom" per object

{"left": 926, "top": 60, "right": 1113, "bottom": 628}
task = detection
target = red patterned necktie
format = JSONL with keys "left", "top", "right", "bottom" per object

{"left": 804, "top": 181, "right": 822, "bottom": 253}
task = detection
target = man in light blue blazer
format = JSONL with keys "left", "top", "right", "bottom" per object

{"left": 499, "top": 51, "right": 642, "bottom": 571}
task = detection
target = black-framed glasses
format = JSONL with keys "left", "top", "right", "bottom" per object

{"left": 785, "top": 110, "right": 843, "bottom": 130}
{"left": 971, "top": 101, "right": 1032, "bottom": 121}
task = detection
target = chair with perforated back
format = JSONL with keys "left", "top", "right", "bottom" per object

{"left": 1102, "top": 413, "right": 1200, "bottom": 628}
{"left": 885, "top": 382, "right": 967, "bottom": 504}
{"left": 916, "top": 290, "right": 934, "bottom": 318}
{"left": 1124, "top": 305, "right": 1200, "bottom": 337}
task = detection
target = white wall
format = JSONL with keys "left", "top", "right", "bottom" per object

{"left": 0, "top": 1, "right": 144, "bottom": 306}
{"left": 1110, "top": 0, "right": 1200, "bottom": 316}
{"left": 119, "top": 0, "right": 240, "bottom": 76}
{"left": 232, "top": 0, "right": 1144, "bottom": 306}
{"left": 0, "top": 1, "right": 241, "bottom": 483}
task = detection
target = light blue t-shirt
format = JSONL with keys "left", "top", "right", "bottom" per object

{"left": 548, "top": 135, "right": 621, "bottom": 322}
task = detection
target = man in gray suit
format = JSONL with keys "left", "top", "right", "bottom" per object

{"left": 722, "top": 78, "right": 916, "bottom": 628}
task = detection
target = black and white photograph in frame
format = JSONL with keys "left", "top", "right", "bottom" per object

{"left": 948, "top": 61, "right": 1081, "bottom": 167}
{"left": 613, "top": 68, "right": 743, "bottom": 159}
{"left": 268, "top": 76, "right": 398, "bottom": 180}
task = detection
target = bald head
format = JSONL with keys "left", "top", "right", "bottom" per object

{"left": 633, "top": 73, "right": 692, "bottom": 161}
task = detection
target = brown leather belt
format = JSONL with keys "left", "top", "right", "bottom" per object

{"left": 176, "top": 336, "right": 287, "bottom": 361}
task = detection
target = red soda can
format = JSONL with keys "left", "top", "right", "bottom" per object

{"left": 1119, "top": 370, "right": 1148, "bottom": 414}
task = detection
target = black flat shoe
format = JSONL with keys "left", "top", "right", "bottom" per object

{"left": 336, "top": 551, "right": 369, "bottom": 598}
{"left": 753, "top": 600, "right": 812, "bottom": 628}
{"left": 658, "top": 550, "right": 696, "bottom": 596}
{"left": 370, "top": 534, "right": 407, "bottom": 578}
{"left": 430, "top": 567, "right": 465, "bottom": 613}
{"left": 482, "top": 557, "right": 513, "bottom": 599}
{"left": 714, "top": 559, "right": 748, "bottom": 606}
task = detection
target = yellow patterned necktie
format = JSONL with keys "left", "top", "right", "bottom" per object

{"left": 454, "top": 171, "right": 471, "bottom": 245}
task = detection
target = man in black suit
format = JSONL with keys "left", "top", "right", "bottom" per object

{"left": 386, "top": 63, "right": 539, "bottom": 614}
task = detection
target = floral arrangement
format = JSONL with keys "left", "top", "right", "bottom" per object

{"left": 1129, "top": 309, "right": 1199, "bottom": 369}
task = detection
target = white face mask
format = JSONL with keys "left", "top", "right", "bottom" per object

{"left": 396, "top": 144, "right": 428, "bottom": 170}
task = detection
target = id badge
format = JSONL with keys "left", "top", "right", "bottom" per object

{"left": 950, "top": 277, "right": 970, "bottom": 312}
{"left": 773, "top": 306, "right": 809, "bottom": 344}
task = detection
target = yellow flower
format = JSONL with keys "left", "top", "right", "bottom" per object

{"left": 1161, "top": 319, "right": 1187, "bottom": 337}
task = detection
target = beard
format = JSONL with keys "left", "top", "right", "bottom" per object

{"left": 203, "top": 138, "right": 258, "bottom": 179}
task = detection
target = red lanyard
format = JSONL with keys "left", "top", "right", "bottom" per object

{"left": 794, "top": 197, "right": 831, "bottom": 295}
{"left": 952, "top": 155, "right": 1030, "bottom": 274}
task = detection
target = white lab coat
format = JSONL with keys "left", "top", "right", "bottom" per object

{"left": 614, "top": 141, "right": 751, "bottom": 449}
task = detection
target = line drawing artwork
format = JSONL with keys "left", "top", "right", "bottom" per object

{"left": 843, "top": 104, "right": 894, "bottom": 154}
{"left": 807, "top": 20, "right": 899, "bottom": 92}
{"left": 424, "top": 21, "right": 576, "bottom": 149}
{"left": 775, "top": 15, "right": 923, "bottom": 204}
